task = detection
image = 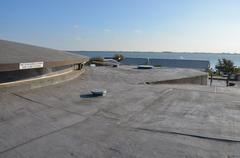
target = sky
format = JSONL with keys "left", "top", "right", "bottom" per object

{"left": 1, "top": 0, "right": 240, "bottom": 52}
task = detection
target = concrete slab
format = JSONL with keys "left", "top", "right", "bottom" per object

{"left": 125, "top": 88, "right": 240, "bottom": 141}
{"left": 0, "top": 108, "right": 86, "bottom": 154}
{"left": 2, "top": 117, "right": 240, "bottom": 158}
{"left": 1, "top": 66, "right": 240, "bottom": 157}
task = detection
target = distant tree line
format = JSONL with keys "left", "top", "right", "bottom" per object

{"left": 87, "top": 54, "right": 124, "bottom": 66}
{"left": 113, "top": 54, "right": 124, "bottom": 62}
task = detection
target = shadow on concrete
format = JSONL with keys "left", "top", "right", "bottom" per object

{"left": 80, "top": 94, "right": 98, "bottom": 98}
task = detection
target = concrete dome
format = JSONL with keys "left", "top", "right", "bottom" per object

{"left": 0, "top": 39, "right": 88, "bottom": 83}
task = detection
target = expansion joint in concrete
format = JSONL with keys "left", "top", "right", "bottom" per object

{"left": 132, "top": 127, "right": 240, "bottom": 143}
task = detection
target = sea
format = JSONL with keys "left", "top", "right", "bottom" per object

{"left": 70, "top": 51, "right": 240, "bottom": 69}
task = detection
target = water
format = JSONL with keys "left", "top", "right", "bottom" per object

{"left": 70, "top": 51, "right": 240, "bottom": 68}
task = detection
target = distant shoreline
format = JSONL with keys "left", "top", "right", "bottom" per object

{"left": 69, "top": 51, "right": 240, "bottom": 68}
{"left": 68, "top": 50, "right": 240, "bottom": 55}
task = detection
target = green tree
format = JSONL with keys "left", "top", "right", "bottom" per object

{"left": 233, "top": 67, "right": 240, "bottom": 74}
{"left": 215, "top": 58, "right": 235, "bottom": 75}
{"left": 113, "top": 54, "right": 124, "bottom": 62}
{"left": 87, "top": 57, "right": 107, "bottom": 66}
{"left": 90, "top": 57, "right": 104, "bottom": 62}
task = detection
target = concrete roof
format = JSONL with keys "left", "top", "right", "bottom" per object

{"left": 0, "top": 66, "right": 240, "bottom": 157}
{"left": 0, "top": 39, "right": 88, "bottom": 72}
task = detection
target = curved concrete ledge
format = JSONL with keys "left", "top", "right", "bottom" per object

{"left": 0, "top": 68, "right": 85, "bottom": 93}
{"left": 145, "top": 74, "right": 208, "bottom": 85}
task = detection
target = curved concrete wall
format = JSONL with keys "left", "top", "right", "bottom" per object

{"left": 0, "top": 69, "right": 85, "bottom": 93}
{"left": 0, "top": 65, "right": 73, "bottom": 83}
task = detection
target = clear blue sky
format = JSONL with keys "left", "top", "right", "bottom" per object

{"left": 1, "top": 0, "right": 240, "bottom": 52}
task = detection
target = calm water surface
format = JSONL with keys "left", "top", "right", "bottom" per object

{"left": 70, "top": 51, "right": 240, "bottom": 68}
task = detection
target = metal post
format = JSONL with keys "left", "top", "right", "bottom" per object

{"left": 226, "top": 73, "right": 229, "bottom": 87}
{"left": 210, "top": 72, "right": 213, "bottom": 86}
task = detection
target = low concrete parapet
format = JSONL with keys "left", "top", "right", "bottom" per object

{"left": 145, "top": 74, "right": 208, "bottom": 85}
{"left": 0, "top": 68, "right": 85, "bottom": 93}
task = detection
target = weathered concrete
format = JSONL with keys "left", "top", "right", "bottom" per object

{"left": 0, "top": 66, "right": 240, "bottom": 158}
{"left": 84, "top": 66, "right": 207, "bottom": 85}
{"left": 148, "top": 74, "right": 208, "bottom": 85}
{"left": 0, "top": 68, "right": 85, "bottom": 93}
{"left": 0, "top": 39, "right": 88, "bottom": 72}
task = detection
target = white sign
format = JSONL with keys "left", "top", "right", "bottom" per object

{"left": 19, "top": 62, "right": 44, "bottom": 70}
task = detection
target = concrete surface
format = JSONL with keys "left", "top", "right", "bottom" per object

{"left": 0, "top": 39, "right": 88, "bottom": 72}
{"left": 0, "top": 66, "right": 240, "bottom": 158}
{"left": 148, "top": 74, "right": 207, "bottom": 85}
{"left": 0, "top": 68, "right": 85, "bottom": 93}
{"left": 0, "top": 39, "right": 85, "bottom": 64}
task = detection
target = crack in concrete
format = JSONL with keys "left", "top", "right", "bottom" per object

{"left": 133, "top": 127, "right": 240, "bottom": 143}
{"left": 109, "top": 147, "right": 123, "bottom": 158}
{"left": 0, "top": 119, "right": 87, "bottom": 155}
{"left": 95, "top": 109, "right": 121, "bottom": 121}
{"left": 11, "top": 93, "right": 85, "bottom": 117}
{"left": 12, "top": 93, "right": 52, "bottom": 108}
